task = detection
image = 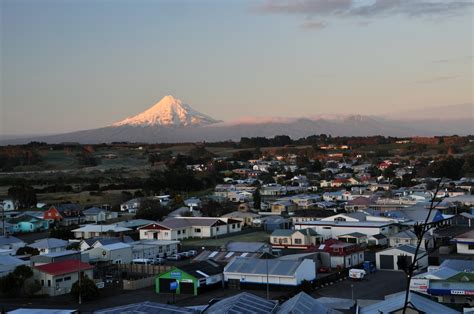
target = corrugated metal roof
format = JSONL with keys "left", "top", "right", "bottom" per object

{"left": 271, "top": 229, "right": 294, "bottom": 237}
{"left": 360, "top": 292, "right": 459, "bottom": 314}
{"left": 224, "top": 257, "right": 303, "bottom": 277}
{"left": 226, "top": 242, "right": 267, "bottom": 253}
{"left": 277, "top": 292, "right": 338, "bottom": 314}
{"left": 380, "top": 244, "right": 424, "bottom": 255}
{"left": 205, "top": 292, "right": 277, "bottom": 314}
{"left": 94, "top": 301, "right": 197, "bottom": 313}
{"left": 30, "top": 238, "right": 68, "bottom": 249}
{"left": 440, "top": 259, "right": 474, "bottom": 272}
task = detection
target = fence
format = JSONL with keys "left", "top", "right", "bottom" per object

{"left": 117, "top": 264, "right": 171, "bottom": 277}
{"left": 116, "top": 264, "right": 171, "bottom": 290}
{"left": 313, "top": 269, "right": 349, "bottom": 288}
{"left": 123, "top": 276, "right": 156, "bottom": 290}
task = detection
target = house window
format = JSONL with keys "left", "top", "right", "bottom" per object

{"left": 468, "top": 244, "right": 474, "bottom": 250}
{"left": 283, "top": 238, "right": 288, "bottom": 243}
{"left": 164, "top": 232, "right": 169, "bottom": 236}
{"left": 273, "top": 238, "right": 279, "bottom": 243}
{"left": 232, "top": 224, "right": 235, "bottom": 229}
{"left": 41, "top": 280, "right": 44, "bottom": 286}
{"left": 335, "top": 217, "right": 346, "bottom": 222}
{"left": 194, "top": 228, "right": 201, "bottom": 233}
{"left": 333, "top": 248, "right": 339, "bottom": 252}
{"left": 216, "top": 227, "right": 220, "bottom": 232}
{"left": 323, "top": 227, "right": 331, "bottom": 230}
{"left": 294, "top": 239, "right": 302, "bottom": 244}
{"left": 48, "top": 280, "right": 51, "bottom": 287}
{"left": 182, "top": 229, "right": 186, "bottom": 234}
{"left": 177, "top": 230, "right": 181, "bottom": 235}
{"left": 56, "top": 278, "right": 63, "bottom": 283}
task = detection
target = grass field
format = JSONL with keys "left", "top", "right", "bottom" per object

{"left": 181, "top": 230, "right": 270, "bottom": 247}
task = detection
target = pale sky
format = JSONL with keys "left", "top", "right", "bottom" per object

{"left": 1, "top": 0, "right": 473, "bottom": 135}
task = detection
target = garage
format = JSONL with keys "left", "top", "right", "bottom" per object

{"left": 179, "top": 282, "right": 195, "bottom": 294}
{"left": 379, "top": 255, "right": 394, "bottom": 270}
{"left": 158, "top": 278, "right": 175, "bottom": 293}
{"left": 375, "top": 245, "right": 428, "bottom": 271}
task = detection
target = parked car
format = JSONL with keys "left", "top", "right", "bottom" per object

{"left": 186, "top": 250, "right": 197, "bottom": 257}
{"left": 167, "top": 254, "right": 181, "bottom": 261}
{"left": 178, "top": 252, "right": 188, "bottom": 258}
{"left": 153, "top": 258, "right": 165, "bottom": 265}
{"left": 318, "top": 266, "right": 330, "bottom": 273}
{"left": 132, "top": 258, "right": 154, "bottom": 265}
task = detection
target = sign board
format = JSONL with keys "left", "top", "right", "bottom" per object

{"left": 428, "top": 288, "right": 474, "bottom": 296}
{"left": 410, "top": 279, "right": 429, "bottom": 293}
{"left": 170, "top": 281, "right": 179, "bottom": 291}
{"left": 170, "top": 271, "right": 182, "bottom": 279}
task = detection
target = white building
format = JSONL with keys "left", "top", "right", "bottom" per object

{"left": 138, "top": 217, "right": 242, "bottom": 241}
{"left": 87, "top": 242, "right": 132, "bottom": 264}
{"left": 34, "top": 260, "right": 94, "bottom": 296}
{"left": 224, "top": 257, "right": 316, "bottom": 287}
{"left": 72, "top": 224, "right": 132, "bottom": 239}
{"left": 295, "top": 220, "right": 398, "bottom": 240}
{"left": 1, "top": 199, "right": 16, "bottom": 211}
{"left": 30, "top": 238, "right": 68, "bottom": 255}
{"left": 452, "top": 230, "right": 474, "bottom": 254}
{"left": 131, "top": 240, "right": 179, "bottom": 259}
{"left": 0, "top": 236, "right": 26, "bottom": 251}
{"left": 375, "top": 245, "right": 428, "bottom": 271}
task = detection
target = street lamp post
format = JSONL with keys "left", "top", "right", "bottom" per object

{"left": 351, "top": 284, "right": 354, "bottom": 301}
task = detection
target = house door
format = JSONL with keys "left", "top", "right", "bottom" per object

{"left": 379, "top": 255, "right": 394, "bottom": 270}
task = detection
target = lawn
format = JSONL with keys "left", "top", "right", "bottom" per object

{"left": 181, "top": 230, "right": 270, "bottom": 247}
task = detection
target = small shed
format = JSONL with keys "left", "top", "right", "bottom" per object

{"left": 156, "top": 260, "right": 223, "bottom": 296}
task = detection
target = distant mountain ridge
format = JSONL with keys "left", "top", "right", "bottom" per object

{"left": 1, "top": 96, "right": 472, "bottom": 144}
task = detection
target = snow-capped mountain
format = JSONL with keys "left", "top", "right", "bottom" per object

{"left": 113, "top": 95, "right": 220, "bottom": 127}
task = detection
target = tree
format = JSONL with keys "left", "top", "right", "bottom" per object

{"left": 382, "top": 166, "right": 396, "bottom": 181}
{"left": 7, "top": 184, "right": 37, "bottom": 209}
{"left": 300, "top": 279, "right": 313, "bottom": 294}
{"left": 50, "top": 226, "right": 75, "bottom": 240}
{"left": 253, "top": 189, "right": 261, "bottom": 210}
{"left": 401, "top": 179, "right": 444, "bottom": 314}
{"left": 16, "top": 246, "right": 40, "bottom": 256}
{"left": 0, "top": 265, "right": 34, "bottom": 297}
{"left": 67, "top": 242, "right": 81, "bottom": 251}
{"left": 136, "top": 198, "right": 171, "bottom": 221}
{"left": 71, "top": 275, "right": 99, "bottom": 301}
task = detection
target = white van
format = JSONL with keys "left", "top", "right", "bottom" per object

{"left": 349, "top": 269, "right": 366, "bottom": 280}
{"left": 132, "top": 258, "right": 154, "bottom": 265}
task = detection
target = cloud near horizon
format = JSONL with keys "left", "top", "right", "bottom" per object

{"left": 257, "top": 0, "right": 474, "bottom": 29}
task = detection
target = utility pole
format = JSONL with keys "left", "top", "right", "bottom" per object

{"left": 78, "top": 259, "right": 82, "bottom": 305}
{"left": 266, "top": 256, "right": 269, "bottom": 300}
{"left": 1, "top": 203, "right": 5, "bottom": 236}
